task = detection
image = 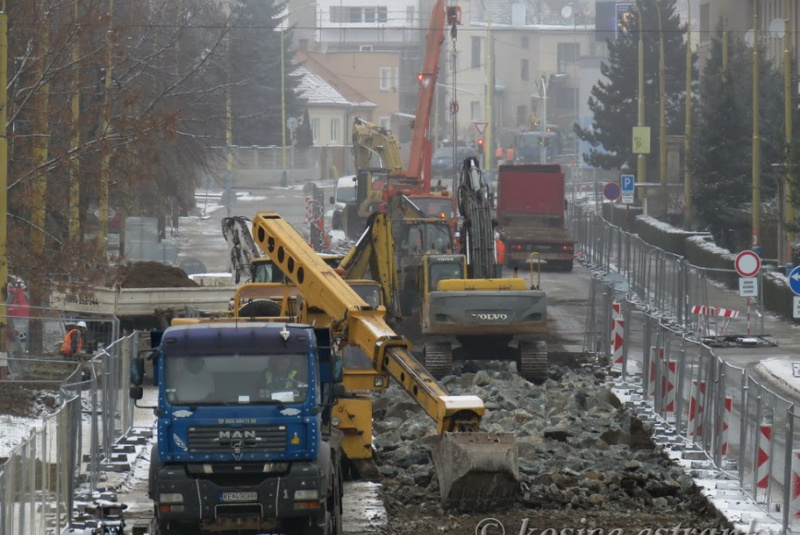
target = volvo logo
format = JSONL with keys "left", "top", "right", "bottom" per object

{"left": 471, "top": 313, "right": 508, "bottom": 321}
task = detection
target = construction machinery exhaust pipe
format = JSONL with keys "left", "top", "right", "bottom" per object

{"left": 433, "top": 432, "right": 519, "bottom": 511}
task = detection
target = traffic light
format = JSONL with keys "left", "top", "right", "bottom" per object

{"left": 615, "top": 3, "right": 633, "bottom": 39}
{"left": 477, "top": 138, "right": 485, "bottom": 150}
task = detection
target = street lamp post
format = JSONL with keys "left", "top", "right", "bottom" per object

{"left": 636, "top": 1, "right": 647, "bottom": 195}
{"left": 656, "top": 4, "right": 666, "bottom": 207}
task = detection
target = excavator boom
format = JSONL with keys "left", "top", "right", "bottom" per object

{"left": 250, "top": 211, "right": 519, "bottom": 511}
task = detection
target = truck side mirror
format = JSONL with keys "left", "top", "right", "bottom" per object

{"left": 129, "top": 385, "right": 143, "bottom": 400}
{"left": 330, "top": 195, "right": 335, "bottom": 204}
{"left": 131, "top": 353, "right": 146, "bottom": 386}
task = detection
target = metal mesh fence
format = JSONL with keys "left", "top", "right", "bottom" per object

{"left": 572, "top": 202, "right": 799, "bottom": 532}
{"left": 0, "top": 326, "right": 142, "bottom": 535}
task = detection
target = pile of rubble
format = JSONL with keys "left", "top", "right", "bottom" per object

{"left": 371, "top": 362, "right": 732, "bottom": 534}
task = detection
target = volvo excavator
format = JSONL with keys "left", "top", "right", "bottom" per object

{"left": 339, "top": 159, "right": 550, "bottom": 383}
{"left": 245, "top": 211, "right": 519, "bottom": 511}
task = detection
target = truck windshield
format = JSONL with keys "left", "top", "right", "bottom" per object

{"left": 410, "top": 198, "right": 454, "bottom": 219}
{"left": 165, "top": 354, "right": 310, "bottom": 406}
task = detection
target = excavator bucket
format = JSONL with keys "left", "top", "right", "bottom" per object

{"left": 433, "top": 432, "right": 519, "bottom": 511}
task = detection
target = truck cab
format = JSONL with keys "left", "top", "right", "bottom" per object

{"left": 131, "top": 322, "right": 343, "bottom": 535}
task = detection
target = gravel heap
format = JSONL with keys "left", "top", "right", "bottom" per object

{"left": 370, "top": 361, "right": 731, "bottom": 533}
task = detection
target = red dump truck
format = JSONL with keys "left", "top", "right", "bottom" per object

{"left": 496, "top": 164, "right": 575, "bottom": 272}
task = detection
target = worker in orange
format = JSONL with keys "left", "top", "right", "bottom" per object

{"left": 494, "top": 146, "right": 504, "bottom": 166}
{"left": 505, "top": 147, "right": 515, "bottom": 162}
{"left": 60, "top": 320, "right": 87, "bottom": 360}
{"left": 495, "top": 233, "right": 506, "bottom": 266}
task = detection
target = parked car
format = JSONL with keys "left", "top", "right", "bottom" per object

{"left": 330, "top": 175, "right": 357, "bottom": 230}
{"left": 431, "top": 146, "right": 480, "bottom": 179}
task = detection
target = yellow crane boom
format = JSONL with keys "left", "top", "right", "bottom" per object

{"left": 250, "top": 211, "right": 519, "bottom": 511}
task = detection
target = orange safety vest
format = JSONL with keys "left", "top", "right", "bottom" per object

{"left": 496, "top": 238, "right": 506, "bottom": 265}
{"left": 60, "top": 329, "right": 83, "bottom": 356}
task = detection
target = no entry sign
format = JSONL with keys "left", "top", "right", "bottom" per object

{"left": 734, "top": 250, "right": 761, "bottom": 278}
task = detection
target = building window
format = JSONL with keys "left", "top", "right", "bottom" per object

{"left": 364, "top": 7, "right": 375, "bottom": 23}
{"left": 330, "top": 119, "right": 340, "bottom": 144}
{"left": 471, "top": 36, "right": 481, "bottom": 69}
{"left": 470, "top": 101, "right": 480, "bottom": 121}
{"left": 406, "top": 6, "right": 414, "bottom": 24}
{"left": 379, "top": 116, "right": 390, "bottom": 129}
{"left": 311, "top": 118, "right": 320, "bottom": 144}
{"left": 521, "top": 36, "right": 529, "bottom": 49}
{"left": 557, "top": 42, "right": 579, "bottom": 73}
{"left": 521, "top": 58, "right": 529, "bottom": 81}
{"left": 377, "top": 6, "right": 387, "bottom": 23}
{"left": 349, "top": 7, "right": 362, "bottom": 23}
{"left": 379, "top": 67, "right": 391, "bottom": 91}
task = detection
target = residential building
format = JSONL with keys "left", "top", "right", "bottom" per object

{"left": 293, "top": 59, "right": 376, "bottom": 174}
{"left": 698, "top": 0, "right": 798, "bottom": 67}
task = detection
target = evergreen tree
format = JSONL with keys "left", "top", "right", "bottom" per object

{"left": 690, "top": 26, "right": 783, "bottom": 250}
{"left": 228, "top": 0, "right": 307, "bottom": 147}
{"left": 576, "top": 0, "right": 693, "bottom": 173}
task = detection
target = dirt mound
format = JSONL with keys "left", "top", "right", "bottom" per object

{"left": 115, "top": 262, "right": 199, "bottom": 288}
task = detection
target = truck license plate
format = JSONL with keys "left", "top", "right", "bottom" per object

{"left": 220, "top": 491, "right": 257, "bottom": 502}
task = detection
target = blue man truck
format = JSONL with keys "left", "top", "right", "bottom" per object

{"left": 130, "top": 322, "right": 344, "bottom": 535}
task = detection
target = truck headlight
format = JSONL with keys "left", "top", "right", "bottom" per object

{"left": 373, "top": 376, "right": 384, "bottom": 387}
{"left": 294, "top": 489, "right": 319, "bottom": 500}
{"left": 159, "top": 493, "right": 184, "bottom": 504}
{"left": 331, "top": 416, "right": 341, "bottom": 426}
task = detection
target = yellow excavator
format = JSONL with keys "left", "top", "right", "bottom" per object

{"left": 338, "top": 176, "right": 550, "bottom": 383}
{"left": 249, "top": 211, "right": 519, "bottom": 511}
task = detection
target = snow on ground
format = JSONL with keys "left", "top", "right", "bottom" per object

{"left": 0, "top": 415, "right": 40, "bottom": 458}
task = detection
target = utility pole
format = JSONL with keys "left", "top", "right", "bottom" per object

{"left": 752, "top": 0, "right": 761, "bottom": 253}
{"left": 98, "top": 0, "right": 114, "bottom": 251}
{"left": 484, "top": 16, "right": 493, "bottom": 173}
{"left": 32, "top": 5, "right": 51, "bottom": 257}
{"left": 783, "top": 0, "right": 793, "bottom": 266}
{"left": 684, "top": 0, "right": 692, "bottom": 227}
{"left": 0, "top": 1, "right": 7, "bottom": 320}
{"left": 69, "top": 0, "right": 81, "bottom": 242}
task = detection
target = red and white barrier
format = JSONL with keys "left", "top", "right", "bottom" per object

{"left": 690, "top": 305, "right": 740, "bottom": 336}
{"left": 661, "top": 358, "right": 676, "bottom": 415}
{"left": 687, "top": 380, "right": 706, "bottom": 439}
{"left": 610, "top": 302, "right": 624, "bottom": 368}
{"left": 721, "top": 396, "right": 732, "bottom": 457}
{"left": 757, "top": 423, "right": 772, "bottom": 499}
{"left": 791, "top": 449, "right": 800, "bottom": 520}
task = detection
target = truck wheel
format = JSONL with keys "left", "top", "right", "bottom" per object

{"left": 332, "top": 210, "right": 342, "bottom": 230}
{"left": 563, "top": 259, "right": 574, "bottom": 272}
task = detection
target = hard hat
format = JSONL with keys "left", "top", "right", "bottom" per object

{"left": 76, "top": 321, "right": 87, "bottom": 328}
